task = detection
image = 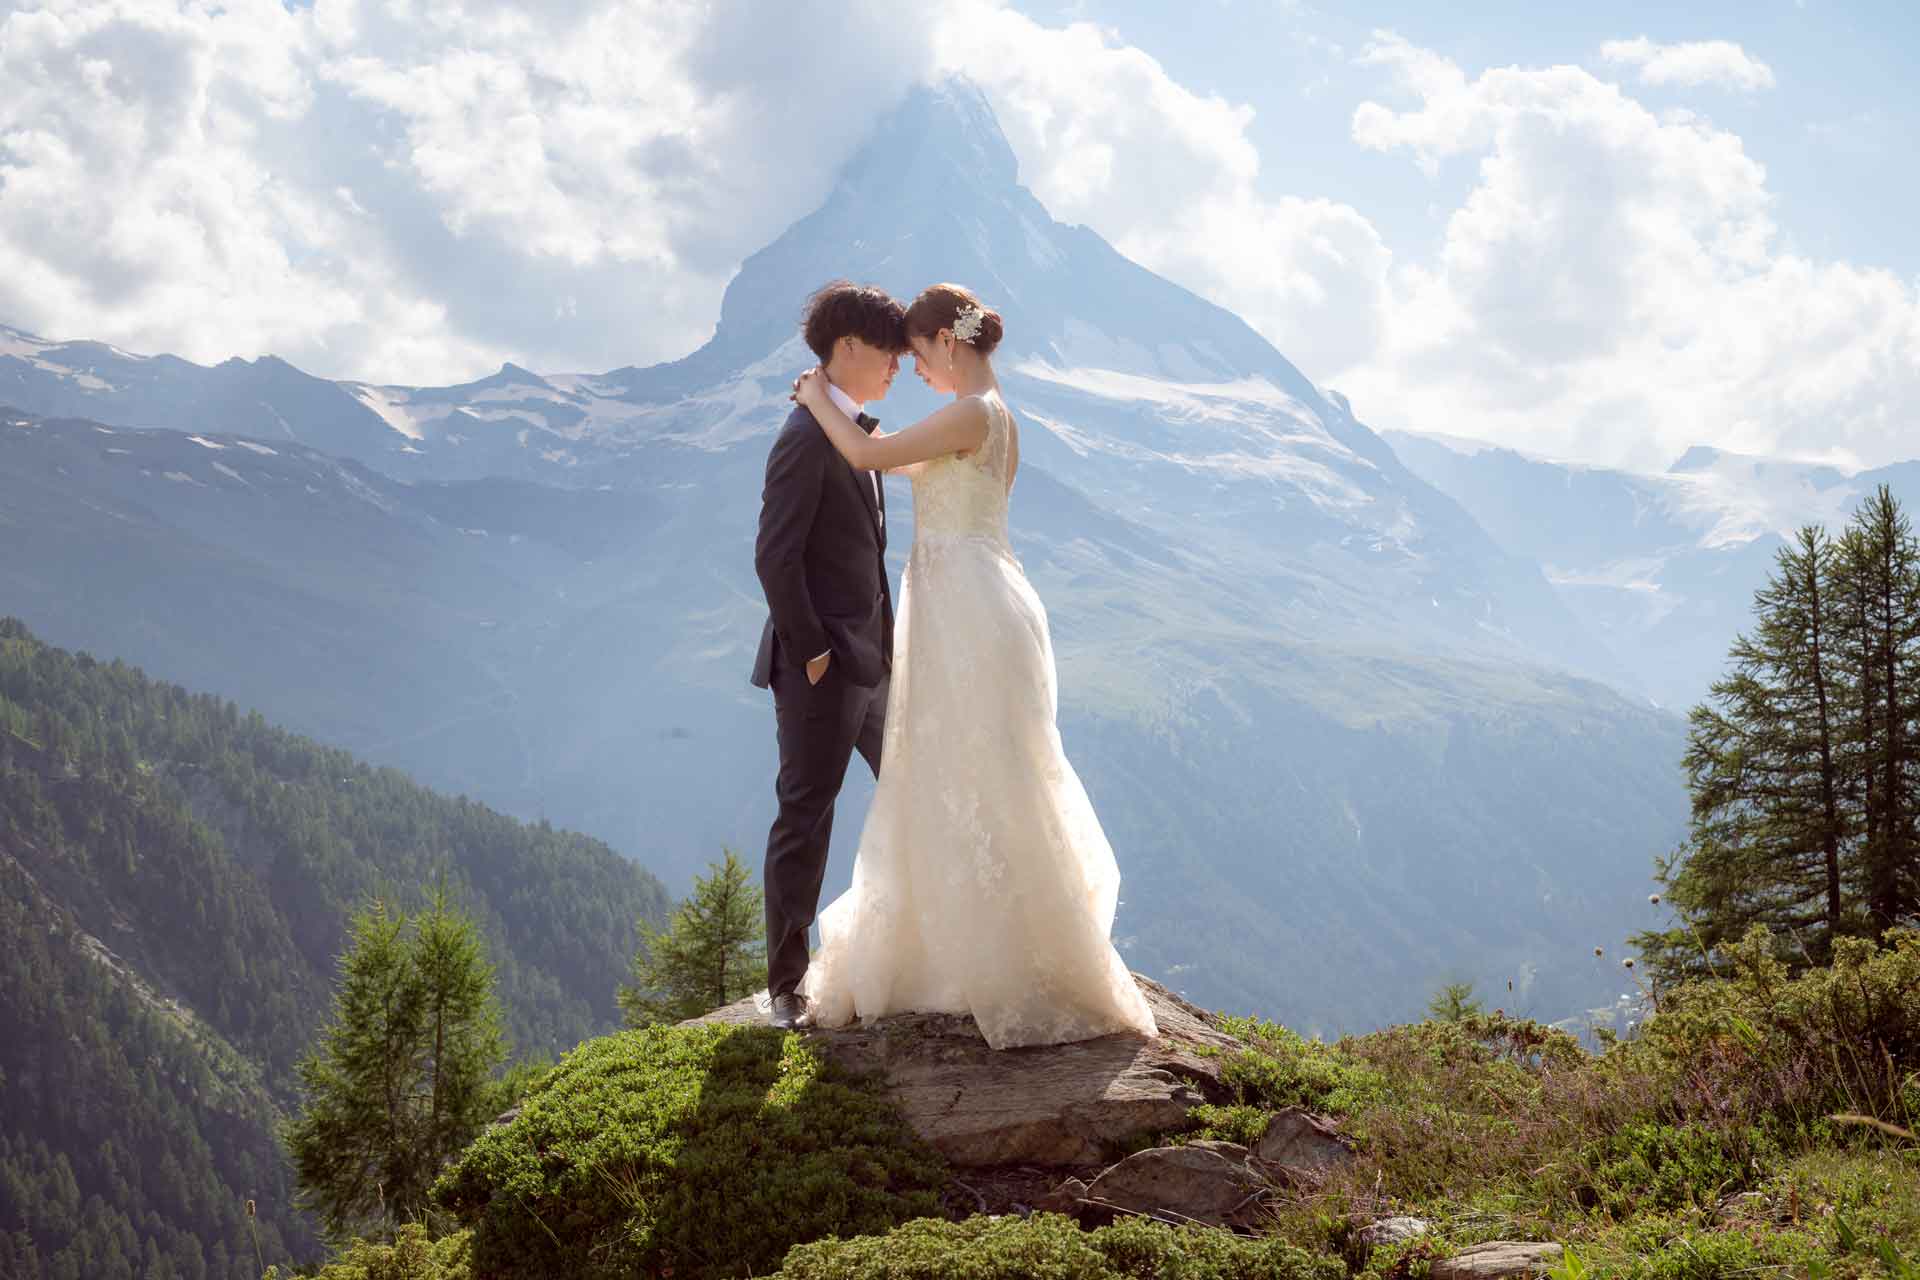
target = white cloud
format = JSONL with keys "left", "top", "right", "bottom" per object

{"left": 934, "top": 6, "right": 1390, "bottom": 381}
{"left": 1599, "top": 36, "right": 1777, "bottom": 92}
{"left": 0, "top": 0, "right": 496, "bottom": 379}
{"left": 0, "top": 0, "right": 939, "bottom": 382}
{"left": 0, "top": 0, "right": 1390, "bottom": 388}
{"left": 1341, "top": 31, "right": 1920, "bottom": 471}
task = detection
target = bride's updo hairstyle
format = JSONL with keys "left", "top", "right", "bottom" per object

{"left": 905, "top": 283, "right": 1004, "bottom": 357}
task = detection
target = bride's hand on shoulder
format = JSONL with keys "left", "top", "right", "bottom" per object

{"left": 792, "top": 367, "right": 827, "bottom": 409}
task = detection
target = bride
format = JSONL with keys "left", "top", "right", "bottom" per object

{"left": 792, "top": 282, "right": 1157, "bottom": 1049}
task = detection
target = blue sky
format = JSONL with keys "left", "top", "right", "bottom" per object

{"left": 0, "top": 0, "right": 1913, "bottom": 470}
{"left": 1046, "top": 0, "right": 1917, "bottom": 277}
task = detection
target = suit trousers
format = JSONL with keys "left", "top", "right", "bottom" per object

{"left": 764, "top": 656, "right": 888, "bottom": 997}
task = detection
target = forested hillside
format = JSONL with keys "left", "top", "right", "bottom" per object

{"left": 0, "top": 619, "right": 671, "bottom": 1278}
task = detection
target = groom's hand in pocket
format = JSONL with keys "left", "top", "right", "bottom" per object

{"left": 807, "top": 652, "right": 831, "bottom": 686}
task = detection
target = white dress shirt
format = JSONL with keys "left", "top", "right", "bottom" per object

{"left": 814, "top": 379, "right": 882, "bottom": 665}
{"left": 824, "top": 378, "right": 883, "bottom": 510}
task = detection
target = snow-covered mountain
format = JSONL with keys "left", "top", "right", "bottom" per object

{"left": 0, "top": 81, "right": 1687, "bottom": 1032}
{"left": 1384, "top": 430, "right": 1920, "bottom": 710}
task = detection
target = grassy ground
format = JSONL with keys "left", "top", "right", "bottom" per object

{"left": 1184, "top": 926, "right": 1920, "bottom": 1279}
{"left": 303, "top": 926, "right": 1920, "bottom": 1279}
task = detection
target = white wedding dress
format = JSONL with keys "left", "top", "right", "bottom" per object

{"left": 800, "top": 389, "right": 1158, "bottom": 1049}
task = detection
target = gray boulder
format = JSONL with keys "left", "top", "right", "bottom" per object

{"left": 1080, "top": 1140, "right": 1267, "bottom": 1227}
{"left": 1357, "top": 1216, "right": 1432, "bottom": 1249}
{"left": 1431, "top": 1241, "right": 1565, "bottom": 1278}
{"left": 1253, "top": 1106, "right": 1358, "bottom": 1179}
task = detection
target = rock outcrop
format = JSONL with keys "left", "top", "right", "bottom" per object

{"left": 685, "top": 974, "right": 1243, "bottom": 1167}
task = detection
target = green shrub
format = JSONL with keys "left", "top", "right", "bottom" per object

{"left": 1315, "top": 1016, "right": 1594, "bottom": 1206}
{"left": 1178, "top": 1103, "right": 1274, "bottom": 1147}
{"left": 432, "top": 1023, "right": 947, "bottom": 1279}
{"left": 1580, "top": 1123, "right": 1776, "bottom": 1216}
{"left": 1212, "top": 1016, "right": 1392, "bottom": 1117}
{"left": 310, "top": 1225, "right": 472, "bottom": 1279}
{"left": 1782, "top": 1148, "right": 1920, "bottom": 1231}
{"left": 1606, "top": 1224, "right": 1827, "bottom": 1280}
{"left": 1628, "top": 927, "right": 1920, "bottom": 1128}
{"left": 1268, "top": 934, "right": 1919, "bottom": 1220}
{"left": 774, "top": 1212, "right": 1346, "bottom": 1279}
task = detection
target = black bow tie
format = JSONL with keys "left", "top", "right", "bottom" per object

{"left": 856, "top": 413, "right": 879, "bottom": 434}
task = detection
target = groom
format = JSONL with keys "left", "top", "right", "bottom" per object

{"left": 751, "top": 280, "right": 907, "bottom": 1030}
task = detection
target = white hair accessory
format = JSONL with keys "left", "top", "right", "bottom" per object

{"left": 951, "top": 303, "right": 985, "bottom": 344}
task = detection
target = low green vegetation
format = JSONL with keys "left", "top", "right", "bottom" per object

{"left": 777, "top": 1213, "right": 1344, "bottom": 1279}
{"left": 301, "top": 1225, "right": 473, "bottom": 1280}
{"left": 289, "top": 925, "right": 1915, "bottom": 1280}
{"left": 431, "top": 1023, "right": 949, "bottom": 1280}
{"left": 1220, "top": 926, "right": 1920, "bottom": 1277}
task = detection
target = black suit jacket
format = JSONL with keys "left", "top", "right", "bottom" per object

{"left": 751, "top": 405, "right": 893, "bottom": 689}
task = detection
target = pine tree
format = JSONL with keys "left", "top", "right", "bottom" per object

{"left": 1841, "top": 487, "right": 1920, "bottom": 936}
{"left": 285, "top": 901, "right": 417, "bottom": 1236}
{"left": 1640, "top": 526, "right": 1854, "bottom": 979}
{"left": 1834, "top": 520, "right": 1885, "bottom": 926}
{"left": 1641, "top": 492, "right": 1920, "bottom": 985}
{"left": 284, "top": 891, "right": 507, "bottom": 1237}
{"left": 618, "top": 849, "right": 767, "bottom": 1027}
{"left": 409, "top": 883, "right": 506, "bottom": 1192}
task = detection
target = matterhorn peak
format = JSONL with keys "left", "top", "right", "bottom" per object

{"left": 616, "top": 75, "right": 1318, "bottom": 404}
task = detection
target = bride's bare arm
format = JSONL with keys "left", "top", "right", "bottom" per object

{"left": 796, "top": 368, "right": 989, "bottom": 471}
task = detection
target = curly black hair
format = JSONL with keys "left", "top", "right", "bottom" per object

{"left": 802, "top": 281, "right": 909, "bottom": 364}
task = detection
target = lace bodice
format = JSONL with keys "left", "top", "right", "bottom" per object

{"left": 909, "top": 391, "right": 1012, "bottom": 544}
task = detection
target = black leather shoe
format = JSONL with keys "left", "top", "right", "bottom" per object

{"left": 768, "top": 992, "right": 811, "bottom": 1031}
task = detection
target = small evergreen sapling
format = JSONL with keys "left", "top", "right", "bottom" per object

{"left": 618, "top": 849, "right": 768, "bottom": 1026}
{"left": 285, "top": 886, "right": 507, "bottom": 1238}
